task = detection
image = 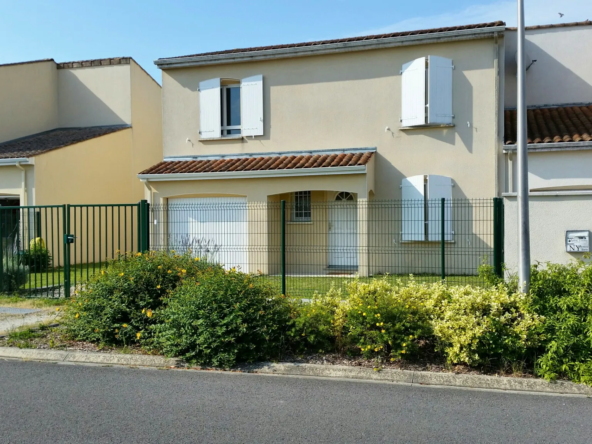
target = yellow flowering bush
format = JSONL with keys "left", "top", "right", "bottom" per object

{"left": 62, "top": 251, "right": 223, "bottom": 345}
{"left": 426, "top": 283, "right": 542, "bottom": 366}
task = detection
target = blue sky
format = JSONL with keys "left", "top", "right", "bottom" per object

{"left": 1, "top": 0, "right": 590, "bottom": 83}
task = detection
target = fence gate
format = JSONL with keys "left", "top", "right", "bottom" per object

{"left": 0, "top": 201, "right": 149, "bottom": 298}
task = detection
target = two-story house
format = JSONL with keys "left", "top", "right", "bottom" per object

{"left": 502, "top": 21, "right": 592, "bottom": 271}
{"left": 140, "top": 22, "right": 506, "bottom": 276}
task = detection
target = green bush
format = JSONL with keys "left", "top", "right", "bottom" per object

{"left": 0, "top": 258, "right": 29, "bottom": 293}
{"left": 426, "top": 283, "right": 542, "bottom": 367}
{"left": 20, "top": 247, "right": 52, "bottom": 273}
{"left": 529, "top": 260, "right": 592, "bottom": 384}
{"left": 339, "top": 278, "right": 432, "bottom": 361}
{"left": 62, "top": 251, "right": 222, "bottom": 344}
{"left": 151, "top": 268, "right": 291, "bottom": 368}
{"left": 287, "top": 288, "right": 342, "bottom": 354}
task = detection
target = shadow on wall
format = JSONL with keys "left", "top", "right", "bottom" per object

{"left": 58, "top": 70, "right": 128, "bottom": 127}
{"left": 505, "top": 37, "right": 592, "bottom": 107}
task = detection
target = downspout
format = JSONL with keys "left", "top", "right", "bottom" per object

{"left": 493, "top": 31, "right": 500, "bottom": 197}
{"left": 15, "top": 162, "right": 27, "bottom": 206}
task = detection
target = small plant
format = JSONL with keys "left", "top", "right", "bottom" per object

{"left": 151, "top": 268, "right": 291, "bottom": 368}
{"left": 20, "top": 238, "right": 52, "bottom": 273}
{"left": 1, "top": 258, "right": 29, "bottom": 293}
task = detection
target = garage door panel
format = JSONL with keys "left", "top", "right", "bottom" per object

{"left": 168, "top": 197, "right": 248, "bottom": 272}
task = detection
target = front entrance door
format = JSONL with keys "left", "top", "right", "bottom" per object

{"left": 328, "top": 192, "right": 358, "bottom": 269}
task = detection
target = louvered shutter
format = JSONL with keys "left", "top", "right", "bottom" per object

{"left": 199, "top": 78, "right": 221, "bottom": 139}
{"left": 401, "top": 175, "right": 425, "bottom": 241}
{"left": 427, "top": 56, "right": 453, "bottom": 125}
{"left": 401, "top": 57, "right": 426, "bottom": 127}
{"left": 241, "top": 75, "right": 264, "bottom": 137}
{"left": 427, "top": 175, "right": 453, "bottom": 241}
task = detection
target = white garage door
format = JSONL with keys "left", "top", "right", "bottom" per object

{"left": 167, "top": 197, "right": 248, "bottom": 272}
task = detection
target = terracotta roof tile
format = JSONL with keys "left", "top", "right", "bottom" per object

{"left": 504, "top": 105, "right": 592, "bottom": 145}
{"left": 140, "top": 150, "right": 375, "bottom": 175}
{"left": 0, "top": 126, "right": 129, "bottom": 159}
{"left": 159, "top": 21, "right": 505, "bottom": 61}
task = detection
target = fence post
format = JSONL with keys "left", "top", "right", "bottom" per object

{"left": 441, "top": 198, "right": 445, "bottom": 281}
{"left": 493, "top": 197, "right": 505, "bottom": 278}
{"left": 0, "top": 211, "right": 3, "bottom": 292}
{"left": 139, "top": 200, "right": 149, "bottom": 253}
{"left": 281, "top": 200, "right": 286, "bottom": 296}
{"left": 63, "top": 204, "right": 71, "bottom": 297}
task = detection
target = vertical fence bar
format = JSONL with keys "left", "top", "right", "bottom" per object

{"left": 441, "top": 197, "right": 445, "bottom": 281}
{"left": 281, "top": 199, "right": 286, "bottom": 296}
{"left": 0, "top": 210, "right": 3, "bottom": 292}
{"left": 63, "top": 204, "right": 71, "bottom": 297}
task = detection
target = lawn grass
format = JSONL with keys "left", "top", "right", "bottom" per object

{"left": 259, "top": 274, "right": 486, "bottom": 299}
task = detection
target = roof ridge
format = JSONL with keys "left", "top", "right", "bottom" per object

{"left": 158, "top": 21, "right": 505, "bottom": 61}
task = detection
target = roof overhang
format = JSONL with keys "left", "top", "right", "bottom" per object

{"left": 155, "top": 26, "right": 504, "bottom": 69}
{"left": 0, "top": 158, "right": 34, "bottom": 166}
{"left": 139, "top": 165, "right": 367, "bottom": 182}
{"left": 503, "top": 141, "right": 592, "bottom": 153}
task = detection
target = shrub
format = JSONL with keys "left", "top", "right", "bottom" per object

{"left": 287, "top": 287, "right": 342, "bottom": 354}
{"left": 62, "top": 251, "right": 222, "bottom": 344}
{"left": 151, "top": 268, "right": 291, "bottom": 368}
{"left": 20, "top": 238, "right": 52, "bottom": 273}
{"left": 427, "top": 283, "right": 542, "bottom": 367}
{"left": 338, "top": 278, "right": 433, "bottom": 361}
{"left": 529, "top": 260, "right": 592, "bottom": 384}
{"left": 0, "top": 258, "right": 29, "bottom": 293}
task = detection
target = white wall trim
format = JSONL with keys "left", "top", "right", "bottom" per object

{"left": 139, "top": 165, "right": 367, "bottom": 182}
{"left": 503, "top": 141, "right": 592, "bottom": 153}
{"left": 503, "top": 190, "right": 592, "bottom": 197}
{"left": 0, "top": 158, "right": 34, "bottom": 166}
{"left": 155, "top": 27, "right": 504, "bottom": 69}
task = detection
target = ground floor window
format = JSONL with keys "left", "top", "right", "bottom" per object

{"left": 292, "top": 191, "right": 312, "bottom": 222}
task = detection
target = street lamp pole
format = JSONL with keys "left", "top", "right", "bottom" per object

{"left": 517, "top": 0, "right": 531, "bottom": 292}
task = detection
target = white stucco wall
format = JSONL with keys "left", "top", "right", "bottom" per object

{"left": 505, "top": 26, "right": 592, "bottom": 107}
{"left": 504, "top": 194, "right": 592, "bottom": 272}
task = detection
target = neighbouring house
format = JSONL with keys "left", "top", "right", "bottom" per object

{"left": 139, "top": 22, "right": 507, "bottom": 276}
{"left": 501, "top": 21, "right": 592, "bottom": 271}
{"left": 0, "top": 57, "right": 162, "bottom": 207}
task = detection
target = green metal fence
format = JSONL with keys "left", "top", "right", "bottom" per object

{"left": 0, "top": 202, "right": 149, "bottom": 298}
{"left": 150, "top": 198, "right": 504, "bottom": 298}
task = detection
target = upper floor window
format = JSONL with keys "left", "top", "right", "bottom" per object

{"left": 199, "top": 75, "right": 264, "bottom": 139}
{"left": 401, "top": 56, "right": 453, "bottom": 127}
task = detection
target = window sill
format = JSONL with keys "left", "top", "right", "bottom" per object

{"left": 399, "top": 124, "right": 455, "bottom": 131}
{"left": 400, "top": 240, "right": 456, "bottom": 244}
{"left": 199, "top": 135, "right": 244, "bottom": 141}
{"left": 288, "top": 221, "right": 313, "bottom": 225}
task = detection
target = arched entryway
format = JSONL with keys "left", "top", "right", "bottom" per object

{"left": 328, "top": 192, "right": 358, "bottom": 269}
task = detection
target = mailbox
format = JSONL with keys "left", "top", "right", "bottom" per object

{"left": 566, "top": 230, "right": 590, "bottom": 252}
{"left": 64, "top": 234, "right": 76, "bottom": 244}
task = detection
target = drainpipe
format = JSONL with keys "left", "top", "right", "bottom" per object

{"left": 15, "top": 162, "right": 27, "bottom": 206}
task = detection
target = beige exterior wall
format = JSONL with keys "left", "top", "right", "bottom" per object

{"left": 34, "top": 129, "right": 133, "bottom": 204}
{"left": 504, "top": 195, "right": 592, "bottom": 272}
{"left": 504, "top": 26, "right": 592, "bottom": 108}
{"left": 58, "top": 64, "right": 132, "bottom": 127}
{"left": 160, "top": 37, "right": 501, "bottom": 200}
{"left": 130, "top": 61, "right": 163, "bottom": 200}
{"left": 0, "top": 61, "right": 58, "bottom": 143}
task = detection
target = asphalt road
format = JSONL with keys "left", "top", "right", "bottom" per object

{"left": 1, "top": 360, "right": 591, "bottom": 443}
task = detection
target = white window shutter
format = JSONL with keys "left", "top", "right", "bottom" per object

{"left": 199, "top": 78, "right": 221, "bottom": 139}
{"left": 241, "top": 75, "right": 264, "bottom": 137}
{"left": 401, "top": 175, "right": 425, "bottom": 241}
{"left": 427, "top": 175, "right": 453, "bottom": 241}
{"left": 401, "top": 57, "right": 426, "bottom": 127}
{"left": 427, "top": 56, "right": 453, "bottom": 125}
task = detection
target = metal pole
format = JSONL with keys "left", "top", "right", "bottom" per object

{"left": 517, "top": 0, "right": 531, "bottom": 292}
{"left": 441, "top": 198, "right": 445, "bottom": 281}
{"left": 280, "top": 200, "right": 286, "bottom": 296}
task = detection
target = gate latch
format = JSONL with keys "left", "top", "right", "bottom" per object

{"left": 64, "top": 234, "right": 76, "bottom": 244}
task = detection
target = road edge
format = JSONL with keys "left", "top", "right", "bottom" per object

{"left": 1, "top": 347, "right": 591, "bottom": 396}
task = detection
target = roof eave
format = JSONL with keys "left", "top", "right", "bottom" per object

{"left": 0, "top": 158, "right": 34, "bottom": 166}
{"left": 155, "top": 26, "right": 505, "bottom": 69}
{"left": 138, "top": 165, "right": 367, "bottom": 182}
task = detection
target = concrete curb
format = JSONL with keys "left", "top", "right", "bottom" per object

{"left": 1, "top": 347, "right": 591, "bottom": 396}
{"left": 0, "top": 347, "right": 180, "bottom": 368}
